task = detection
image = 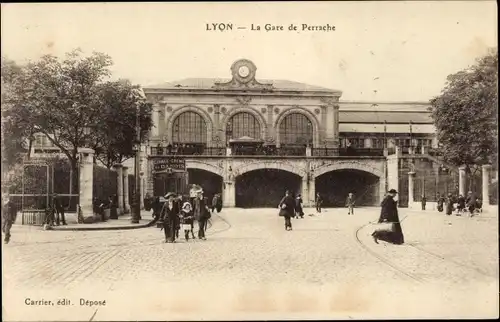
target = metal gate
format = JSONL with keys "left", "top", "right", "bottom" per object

{"left": 9, "top": 159, "right": 80, "bottom": 225}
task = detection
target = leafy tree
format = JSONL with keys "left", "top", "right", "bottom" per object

{"left": 1, "top": 49, "right": 152, "bottom": 176}
{"left": 93, "top": 80, "right": 152, "bottom": 169}
{"left": 429, "top": 48, "right": 498, "bottom": 189}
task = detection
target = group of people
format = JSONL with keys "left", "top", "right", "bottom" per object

{"left": 152, "top": 190, "right": 222, "bottom": 243}
{"left": 43, "top": 193, "right": 67, "bottom": 226}
{"left": 277, "top": 191, "right": 357, "bottom": 231}
{"left": 435, "top": 191, "right": 482, "bottom": 217}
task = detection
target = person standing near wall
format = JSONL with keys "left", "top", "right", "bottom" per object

{"left": 193, "top": 191, "right": 210, "bottom": 240}
{"left": 2, "top": 194, "right": 18, "bottom": 244}
{"left": 421, "top": 195, "right": 427, "bottom": 211}
{"left": 315, "top": 192, "right": 323, "bottom": 213}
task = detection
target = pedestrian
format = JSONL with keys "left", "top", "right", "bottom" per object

{"left": 466, "top": 191, "right": 476, "bottom": 217}
{"left": 457, "top": 194, "right": 466, "bottom": 215}
{"left": 315, "top": 192, "right": 323, "bottom": 213}
{"left": 278, "top": 190, "right": 295, "bottom": 231}
{"left": 437, "top": 193, "right": 444, "bottom": 212}
{"left": 421, "top": 195, "right": 426, "bottom": 211}
{"left": 445, "top": 193, "right": 454, "bottom": 216}
{"left": 52, "top": 193, "right": 67, "bottom": 225}
{"left": 295, "top": 193, "right": 304, "bottom": 219}
{"left": 2, "top": 194, "right": 18, "bottom": 244}
{"left": 371, "top": 189, "right": 404, "bottom": 245}
{"left": 193, "top": 190, "right": 210, "bottom": 240}
{"left": 160, "top": 192, "right": 179, "bottom": 243}
{"left": 475, "top": 198, "right": 483, "bottom": 214}
{"left": 179, "top": 202, "right": 194, "bottom": 241}
{"left": 151, "top": 196, "right": 163, "bottom": 221}
{"left": 175, "top": 195, "right": 183, "bottom": 238}
{"left": 211, "top": 193, "right": 219, "bottom": 213}
{"left": 215, "top": 193, "right": 223, "bottom": 213}
{"left": 109, "top": 195, "right": 118, "bottom": 219}
{"left": 345, "top": 192, "right": 355, "bottom": 215}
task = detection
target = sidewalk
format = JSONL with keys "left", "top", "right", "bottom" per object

{"left": 41, "top": 210, "right": 154, "bottom": 231}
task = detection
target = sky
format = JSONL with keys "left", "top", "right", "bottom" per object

{"left": 1, "top": 1, "right": 497, "bottom": 102}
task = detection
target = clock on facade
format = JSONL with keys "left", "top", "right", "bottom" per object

{"left": 238, "top": 65, "right": 250, "bottom": 78}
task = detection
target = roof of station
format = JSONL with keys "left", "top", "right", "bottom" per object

{"left": 143, "top": 78, "right": 340, "bottom": 93}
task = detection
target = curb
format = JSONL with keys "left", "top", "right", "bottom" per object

{"left": 50, "top": 220, "right": 156, "bottom": 232}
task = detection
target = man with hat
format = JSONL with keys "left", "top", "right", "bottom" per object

{"left": 160, "top": 192, "right": 180, "bottom": 243}
{"left": 52, "top": 193, "right": 67, "bottom": 226}
{"left": 371, "top": 189, "right": 404, "bottom": 245}
{"left": 2, "top": 194, "right": 18, "bottom": 244}
{"left": 193, "top": 190, "right": 210, "bottom": 240}
{"left": 278, "top": 190, "right": 295, "bottom": 231}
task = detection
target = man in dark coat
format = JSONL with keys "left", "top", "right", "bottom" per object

{"left": 52, "top": 193, "right": 67, "bottom": 225}
{"left": 193, "top": 191, "right": 210, "bottom": 240}
{"left": 445, "top": 193, "right": 454, "bottom": 216}
{"left": 315, "top": 192, "right": 323, "bottom": 213}
{"left": 465, "top": 191, "right": 476, "bottom": 217}
{"left": 161, "top": 193, "right": 179, "bottom": 243}
{"left": 279, "top": 190, "right": 295, "bottom": 231}
{"left": 372, "top": 189, "right": 404, "bottom": 245}
{"left": 2, "top": 195, "right": 18, "bottom": 244}
{"left": 421, "top": 195, "right": 427, "bottom": 211}
{"left": 437, "top": 193, "right": 445, "bottom": 212}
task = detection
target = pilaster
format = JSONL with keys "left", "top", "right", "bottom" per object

{"left": 458, "top": 165, "right": 467, "bottom": 196}
{"left": 482, "top": 164, "right": 492, "bottom": 207}
{"left": 123, "top": 167, "right": 130, "bottom": 213}
{"left": 113, "top": 164, "right": 124, "bottom": 216}
{"left": 78, "top": 148, "right": 95, "bottom": 220}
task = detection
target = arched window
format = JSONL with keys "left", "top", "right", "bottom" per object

{"left": 226, "top": 112, "right": 261, "bottom": 140}
{"left": 279, "top": 113, "right": 313, "bottom": 146}
{"left": 172, "top": 112, "right": 207, "bottom": 144}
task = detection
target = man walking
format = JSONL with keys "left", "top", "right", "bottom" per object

{"left": 345, "top": 192, "right": 355, "bottom": 215}
{"left": 279, "top": 190, "right": 295, "bottom": 231}
{"left": 161, "top": 192, "right": 179, "bottom": 243}
{"left": 421, "top": 195, "right": 427, "bottom": 211}
{"left": 193, "top": 190, "right": 210, "bottom": 240}
{"left": 315, "top": 192, "right": 323, "bottom": 213}
{"left": 2, "top": 194, "right": 18, "bottom": 244}
{"left": 52, "top": 193, "right": 67, "bottom": 225}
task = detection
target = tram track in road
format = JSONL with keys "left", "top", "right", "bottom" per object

{"left": 354, "top": 216, "right": 497, "bottom": 285}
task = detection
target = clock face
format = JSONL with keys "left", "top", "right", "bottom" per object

{"left": 238, "top": 66, "right": 250, "bottom": 78}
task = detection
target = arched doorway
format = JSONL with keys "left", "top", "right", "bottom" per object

{"left": 187, "top": 169, "right": 223, "bottom": 201}
{"left": 172, "top": 111, "right": 207, "bottom": 154}
{"left": 316, "top": 170, "right": 380, "bottom": 207}
{"left": 235, "top": 169, "right": 302, "bottom": 208}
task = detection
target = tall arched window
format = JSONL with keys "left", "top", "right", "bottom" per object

{"left": 226, "top": 112, "right": 261, "bottom": 140}
{"left": 172, "top": 112, "right": 207, "bottom": 144}
{"left": 279, "top": 113, "right": 313, "bottom": 146}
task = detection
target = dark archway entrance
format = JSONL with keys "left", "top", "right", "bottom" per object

{"left": 235, "top": 169, "right": 302, "bottom": 208}
{"left": 316, "top": 169, "right": 380, "bottom": 207}
{"left": 187, "top": 169, "right": 223, "bottom": 201}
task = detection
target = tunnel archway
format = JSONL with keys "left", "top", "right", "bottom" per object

{"left": 187, "top": 168, "right": 223, "bottom": 201}
{"left": 315, "top": 169, "right": 380, "bottom": 207}
{"left": 235, "top": 169, "right": 302, "bottom": 208}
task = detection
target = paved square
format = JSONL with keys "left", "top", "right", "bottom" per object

{"left": 2, "top": 207, "right": 498, "bottom": 320}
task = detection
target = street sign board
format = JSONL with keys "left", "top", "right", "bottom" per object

{"left": 152, "top": 158, "right": 186, "bottom": 172}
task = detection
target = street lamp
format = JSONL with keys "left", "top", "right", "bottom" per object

{"left": 131, "top": 100, "right": 142, "bottom": 224}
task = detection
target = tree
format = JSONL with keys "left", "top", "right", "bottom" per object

{"left": 2, "top": 50, "right": 152, "bottom": 175}
{"left": 429, "top": 48, "right": 498, "bottom": 190}
{"left": 93, "top": 80, "right": 152, "bottom": 169}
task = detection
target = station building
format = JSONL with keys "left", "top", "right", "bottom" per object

{"left": 139, "top": 58, "right": 454, "bottom": 208}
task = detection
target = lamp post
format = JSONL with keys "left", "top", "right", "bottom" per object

{"left": 131, "top": 103, "right": 142, "bottom": 224}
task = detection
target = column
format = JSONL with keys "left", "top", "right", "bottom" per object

{"left": 123, "top": 166, "right": 130, "bottom": 214}
{"left": 223, "top": 180, "right": 235, "bottom": 207}
{"left": 482, "top": 164, "right": 492, "bottom": 207}
{"left": 151, "top": 103, "right": 160, "bottom": 137}
{"left": 301, "top": 177, "right": 309, "bottom": 207}
{"left": 459, "top": 165, "right": 467, "bottom": 196}
{"left": 78, "top": 148, "right": 95, "bottom": 220}
{"left": 267, "top": 105, "right": 274, "bottom": 142}
{"left": 113, "top": 164, "right": 124, "bottom": 216}
{"left": 408, "top": 172, "right": 415, "bottom": 209}
{"left": 333, "top": 104, "right": 340, "bottom": 147}
{"left": 308, "top": 177, "right": 316, "bottom": 208}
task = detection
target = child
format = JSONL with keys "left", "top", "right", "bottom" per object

{"left": 179, "top": 202, "right": 195, "bottom": 241}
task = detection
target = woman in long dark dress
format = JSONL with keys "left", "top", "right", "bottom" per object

{"left": 372, "top": 189, "right": 404, "bottom": 245}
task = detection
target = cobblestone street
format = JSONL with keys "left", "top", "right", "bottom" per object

{"left": 2, "top": 207, "right": 498, "bottom": 320}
